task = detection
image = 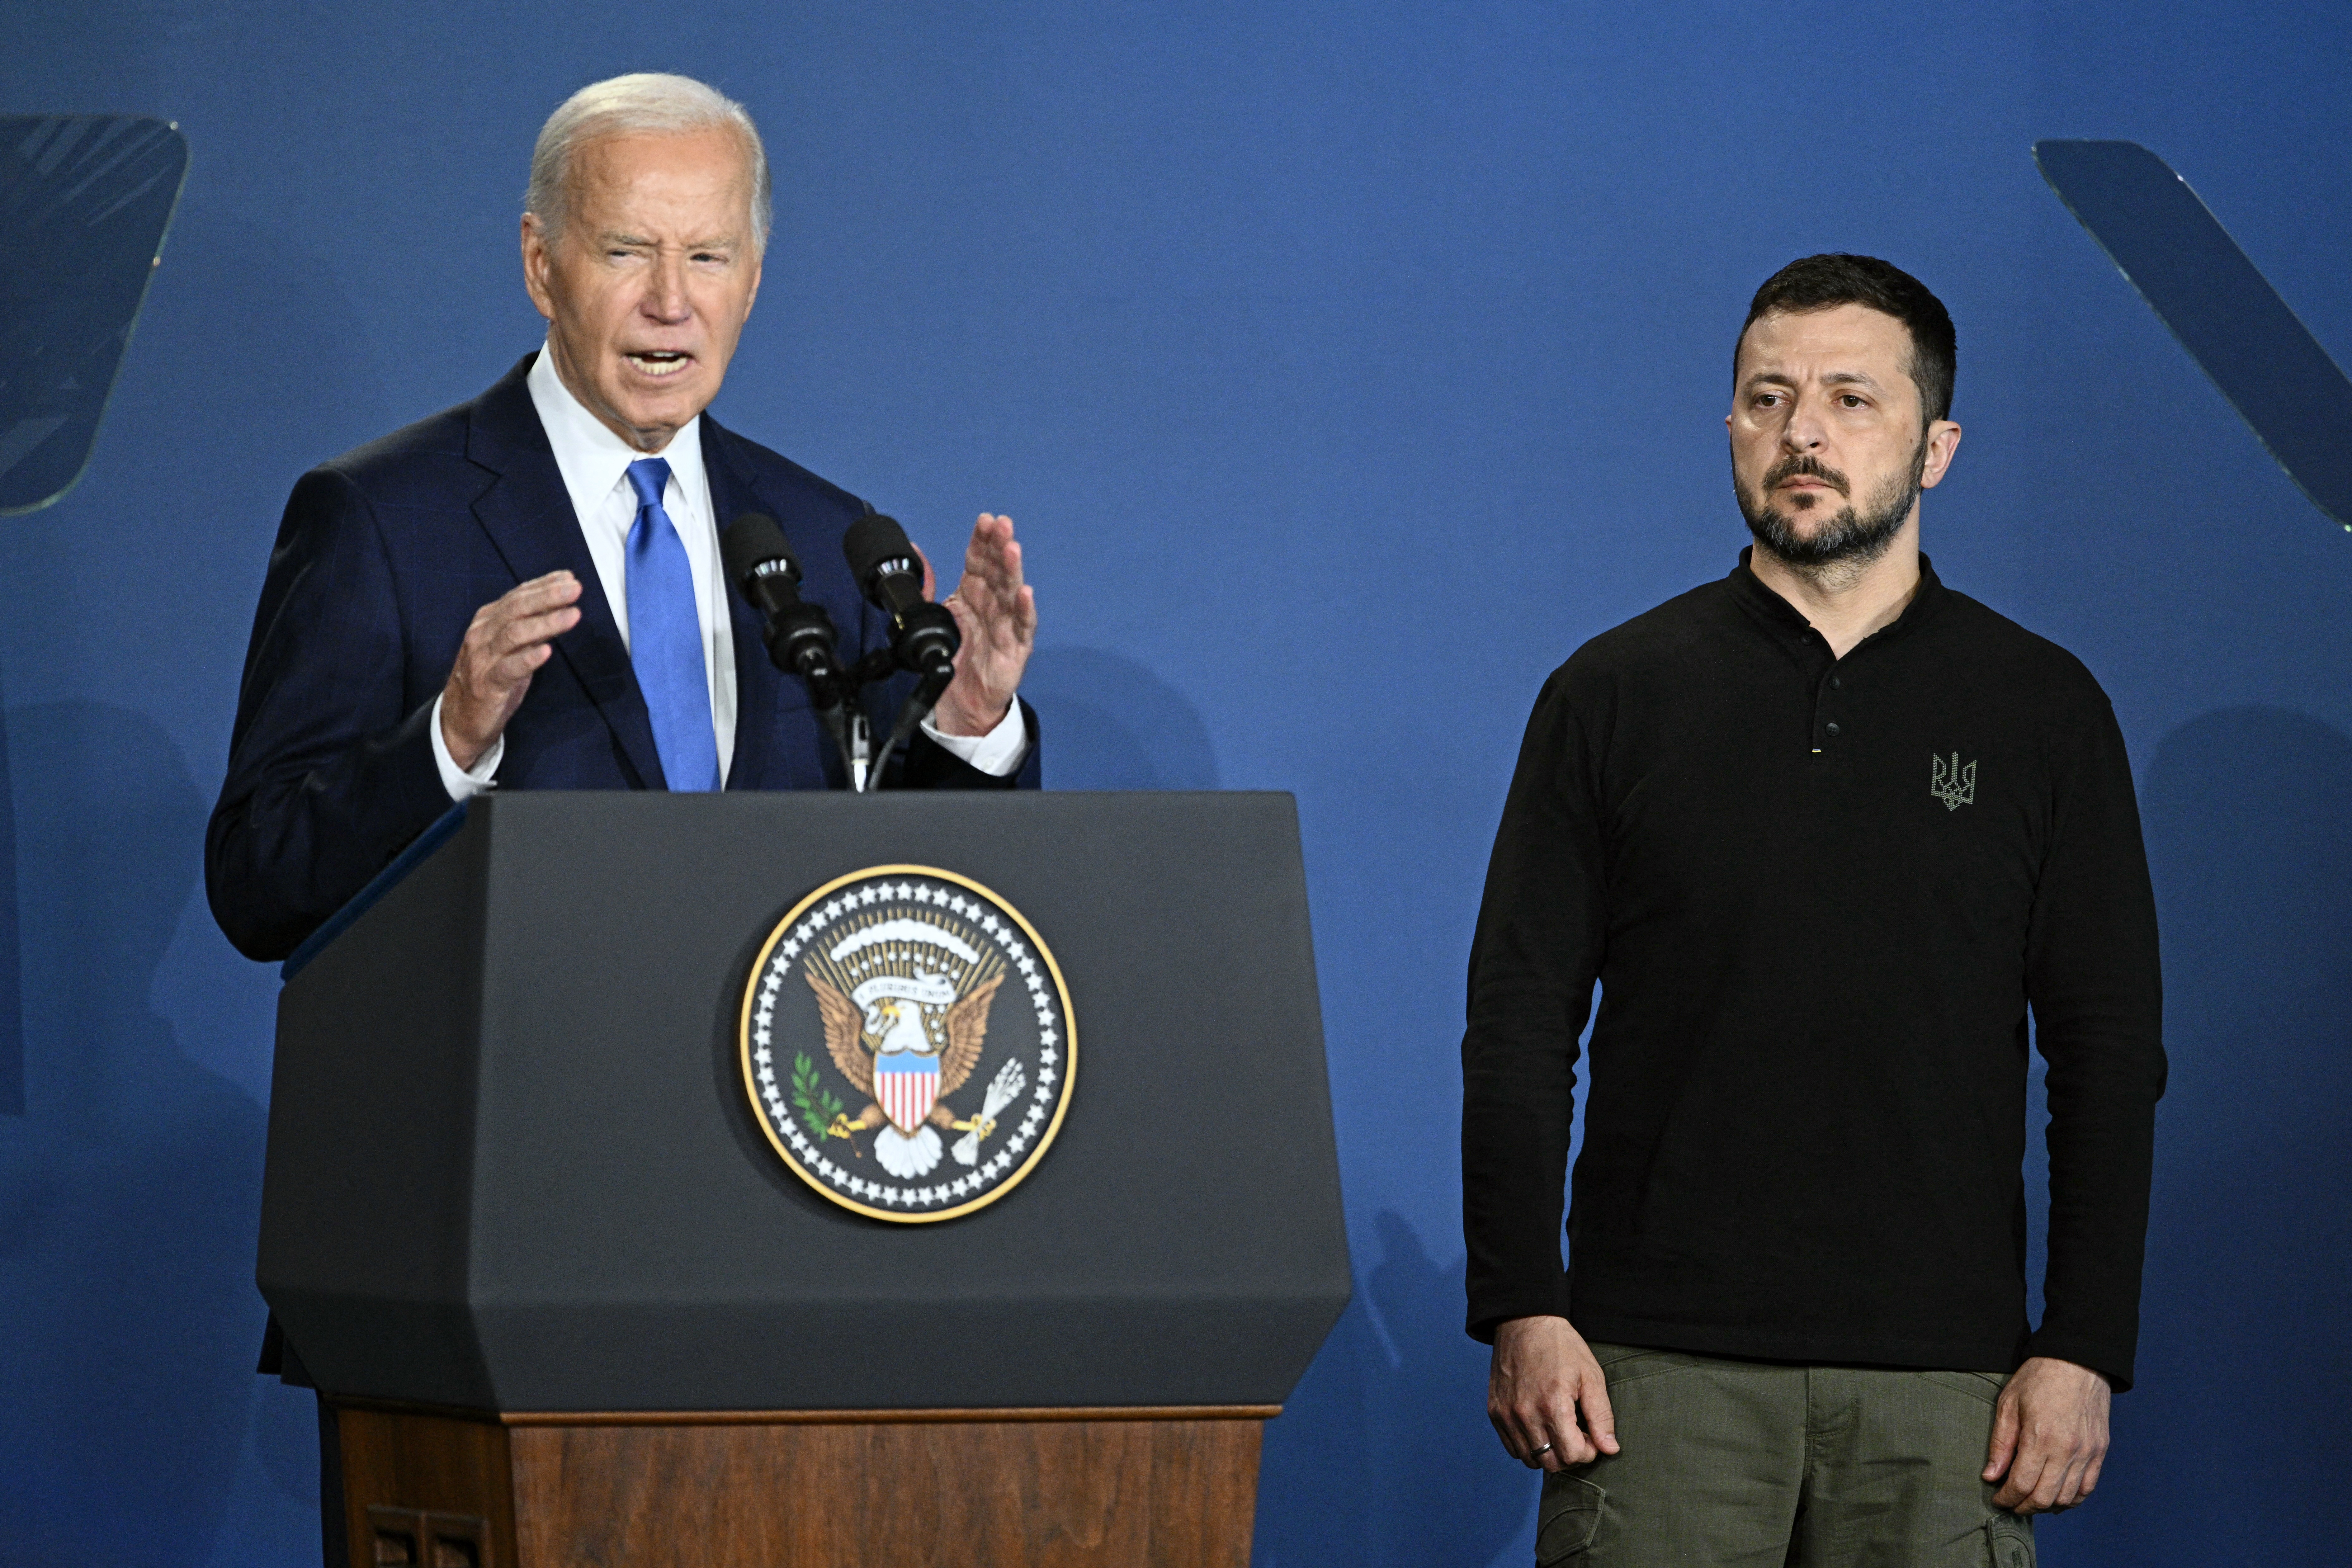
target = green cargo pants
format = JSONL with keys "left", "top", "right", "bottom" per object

{"left": 1536, "top": 1344, "right": 2037, "bottom": 1567}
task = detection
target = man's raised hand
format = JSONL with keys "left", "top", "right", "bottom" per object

{"left": 1489, "top": 1315, "right": 1621, "bottom": 1473}
{"left": 440, "top": 571, "right": 583, "bottom": 770}
{"left": 1984, "top": 1355, "right": 2111, "bottom": 1515}
{"left": 928, "top": 513, "right": 1036, "bottom": 738}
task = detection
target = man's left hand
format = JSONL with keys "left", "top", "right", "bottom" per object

{"left": 1984, "top": 1355, "right": 2112, "bottom": 1514}
{"left": 925, "top": 512, "right": 1036, "bottom": 737}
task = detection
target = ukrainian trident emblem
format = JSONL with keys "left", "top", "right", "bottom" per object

{"left": 1930, "top": 752, "right": 1977, "bottom": 811}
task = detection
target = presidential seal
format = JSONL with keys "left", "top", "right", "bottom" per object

{"left": 739, "top": 866, "right": 1075, "bottom": 1222}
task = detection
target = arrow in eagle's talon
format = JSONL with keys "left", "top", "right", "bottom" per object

{"left": 950, "top": 1116, "right": 997, "bottom": 1139}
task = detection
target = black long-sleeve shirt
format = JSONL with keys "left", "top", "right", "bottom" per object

{"left": 1462, "top": 551, "right": 2165, "bottom": 1388}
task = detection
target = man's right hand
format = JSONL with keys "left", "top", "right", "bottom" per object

{"left": 1489, "top": 1314, "right": 1620, "bottom": 1472}
{"left": 440, "top": 571, "right": 583, "bottom": 770}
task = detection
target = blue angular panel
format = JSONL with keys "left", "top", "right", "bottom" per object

{"left": 0, "top": 115, "right": 188, "bottom": 517}
{"left": 2035, "top": 139, "right": 2352, "bottom": 532}
{"left": 0, "top": 115, "right": 186, "bottom": 1110}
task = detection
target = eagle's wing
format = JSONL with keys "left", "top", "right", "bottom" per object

{"left": 938, "top": 973, "right": 1005, "bottom": 1096}
{"left": 806, "top": 972, "right": 872, "bottom": 1096}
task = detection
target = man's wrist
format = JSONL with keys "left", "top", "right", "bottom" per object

{"left": 930, "top": 691, "right": 1013, "bottom": 738}
{"left": 920, "top": 697, "right": 1027, "bottom": 777}
{"left": 1493, "top": 1313, "right": 1575, "bottom": 1341}
{"left": 2019, "top": 1355, "right": 2112, "bottom": 1386}
{"left": 430, "top": 691, "right": 502, "bottom": 800}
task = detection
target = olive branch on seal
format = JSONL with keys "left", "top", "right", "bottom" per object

{"left": 791, "top": 1053, "right": 846, "bottom": 1144}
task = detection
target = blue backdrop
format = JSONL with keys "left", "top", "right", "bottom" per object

{"left": 3, "top": 3, "right": 2346, "bottom": 1563}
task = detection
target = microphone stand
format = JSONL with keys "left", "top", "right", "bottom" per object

{"left": 733, "top": 513, "right": 960, "bottom": 794}
{"left": 819, "top": 693, "right": 859, "bottom": 792}
{"left": 828, "top": 648, "right": 953, "bottom": 794}
{"left": 845, "top": 708, "right": 871, "bottom": 794}
{"left": 865, "top": 663, "right": 955, "bottom": 791}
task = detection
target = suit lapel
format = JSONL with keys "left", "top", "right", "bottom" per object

{"left": 463, "top": 355, "right": 667, "bottom": 790}
{"left": 703, "top": 414, "right": 785, "bottom": 791}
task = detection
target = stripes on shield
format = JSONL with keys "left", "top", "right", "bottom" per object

{"left": 875, "top": 1051, "right": 940, "bottom": 1133}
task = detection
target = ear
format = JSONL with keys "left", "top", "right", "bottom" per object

{"left": 521, "top": 214, "right": 557, "bottom": 324}
{"left": 1918, "top": 419, "right": 1963, "bottom": 489}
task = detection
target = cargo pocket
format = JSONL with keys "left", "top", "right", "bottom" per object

{"left": 1985, "top": 1510, "right": 2035, "bottom": 1568}
{"left": 1587, "top": 1344, "right": 1706, "bottom": 1391}
{"left": 1535, "top": 1474, "right": 1604, "bottom": 1566}
{"left": 1921, "top": 1369, "right": 2010, "bottom": 1407}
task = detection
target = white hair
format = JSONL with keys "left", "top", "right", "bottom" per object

{"left": 525, "top": 73, "right": 771, "bottom": 253}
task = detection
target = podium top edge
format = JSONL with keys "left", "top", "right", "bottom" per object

{"left": 328, "top": 1396, "right": 1283, "bottom": 1427}
{"left": 468, "top": 789, "right": 1300, "bottom": 803}
{"left": 280, "top": 799, "right": 470, "bottom": 983}
{"left": 276, "top": 791, "right": 1301, "bottom": 983}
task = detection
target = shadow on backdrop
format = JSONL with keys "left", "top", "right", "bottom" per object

{"left": 1016, "top": 646, "right": 1218, "bottom": 790}
{"left": 1254, "top": 1211, "right": 1534, "bottom": 1567}
{"left": 2074, "top": 705, "right": 2352, "bottom": 1566}
{"left": 0, "top": 702, "right": 281, "bottom": 1566}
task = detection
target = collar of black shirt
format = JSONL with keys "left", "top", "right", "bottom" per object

{"left": 1725, "top": 545, "right": 1951, "bottom": 658}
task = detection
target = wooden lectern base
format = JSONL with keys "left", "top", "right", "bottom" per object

{"left": 333, "top": 1400, "right": 1278, "bottom": 1567}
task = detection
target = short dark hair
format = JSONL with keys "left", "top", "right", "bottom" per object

{"left": 1738, "top": 254, "right": 1957, "bottom": 426}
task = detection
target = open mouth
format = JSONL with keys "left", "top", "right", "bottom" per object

{"left": 625, "top": 351, "right": 693, "bottom": 379}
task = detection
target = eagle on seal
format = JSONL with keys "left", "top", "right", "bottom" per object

{"left": 808, "top": 970, "right": 1006, "bottom": 1178}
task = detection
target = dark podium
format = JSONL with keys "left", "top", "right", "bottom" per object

{"left": 259, "top": 791, "right": 1350, "bottom": 1567}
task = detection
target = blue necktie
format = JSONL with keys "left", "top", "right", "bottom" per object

{"left": 623, "top": 458, "right": 720, "bottom": 791}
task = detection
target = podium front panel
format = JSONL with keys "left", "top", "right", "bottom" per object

{"left": 262, "top": 792, "right": 1351, "bottom": 1412}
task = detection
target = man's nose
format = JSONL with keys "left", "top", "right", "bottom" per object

{"left": 640, "top": 255, "right": 692, "bottom": 322}
{"left": 1783, "top": 394, "right": 1829, "bottom": 450}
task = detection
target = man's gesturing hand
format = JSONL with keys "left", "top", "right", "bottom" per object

{"left": 1985, "top": 1356, "right": 2111, "bottom": 1514}
{"left": 1489, "top": 1315, "right": 1621, "bottom": 1472}
{"left": 927, "top": 513, "right": 1036, "bottom": 738}
{"left": 440, "top": 571, "right": 584, "bottom": 770}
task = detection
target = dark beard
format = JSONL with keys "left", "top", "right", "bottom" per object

{"left": 1736, "top": 441, "right": 1924, "bottom": 569}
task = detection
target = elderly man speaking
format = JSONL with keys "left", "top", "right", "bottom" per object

{"left": 205, "top": 76, "right": 1040, "bottom": 1563}
{"left": 206, "top": 73, "right": 1039, "bottom": 964}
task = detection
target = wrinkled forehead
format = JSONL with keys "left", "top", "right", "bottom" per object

{"left": 1736, "top": 303, "right": 1914, "bottom": 383}
{"left": 568, "top": 128, "right": 756, "bottom": 225}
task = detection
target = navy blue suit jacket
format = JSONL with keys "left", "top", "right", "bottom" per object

{"left": 207, "top": 354, "right": 1039, "bottom": 962}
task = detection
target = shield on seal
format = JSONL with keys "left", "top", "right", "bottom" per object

{"left": 874, "top": 1048, "right": 941, "bottom": 1134}
{"left": 853, "top": 971, "right": 956, "bottom": 1135}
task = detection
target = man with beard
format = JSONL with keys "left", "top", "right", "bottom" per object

{"left": 1462, "top": 255, "right": 2163, "bottom": 1566}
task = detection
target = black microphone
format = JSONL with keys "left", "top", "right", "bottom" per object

{"left": 722, "top": 513, "right": 841, "bottom": 697}
{"left": 843, "top": 513, "right": 960, "bottom": 679}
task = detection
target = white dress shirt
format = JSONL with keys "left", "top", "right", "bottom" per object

{"left": 430, "top": 346, "right": 1026, "bottom": 797}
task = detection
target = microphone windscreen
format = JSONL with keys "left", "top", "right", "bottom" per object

{"left": 843, "top": 512, "right": 916, "bottom": 589}
{"left": 723, "top": 512, "right": 798, "bottom": 586}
